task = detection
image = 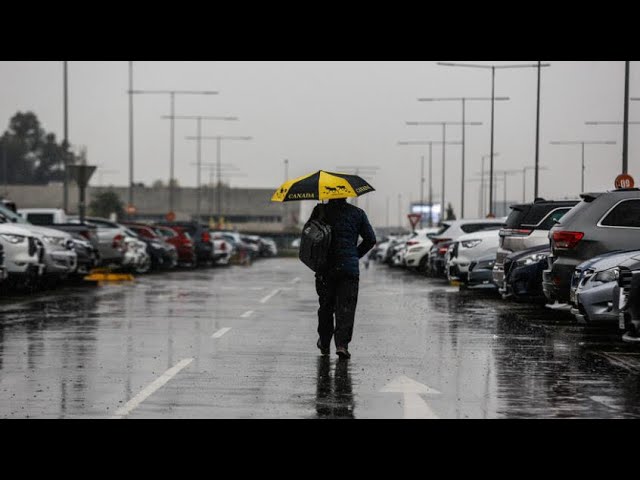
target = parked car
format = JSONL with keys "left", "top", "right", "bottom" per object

{"left": 426, "top": 240, "right": 456, "bottom": 278}
{"left": 240, "top": 235, "right": 261, "bottom": 259}
{"left": 68, "top": 216, "right": 127, "bottom": 267}
{"left": 0, "top": 243, "right": 6, "bottom": 283}
{"left": 120, "top": 234, "right": 152, "bottom": 274}
{"left": 213, "top": 238, "right": 233, "bottom": 265}
{"left": 122, "top": 223, "right": 177, "bottom": 270}
{"left": 404, "top": 237, "right": 433, "bottom": 271}
{"left": 0, "top": 223, "right": 44, "bottom": 287}
{"left": 543, "top": 188, "right": 640, "bottom": 304}
{"left": 69, "top": 232, "right": 100, "bottom": 275}
{"left": 501, "top": 245, "right": 550, "bottom": 301}
{"left": 260, "top": 237, "right": 278, "bottom": 257}
{"left": 569, "top": 250, "right": 638, "bottom": 325}
{"left": 467, "top": 253, "right": 498, "bottom": 289}
{"left": 153, "top": 225, "right": 196, "bottom": 267}
{"left": 1, "top": 203, "right": 77, "bottom": 280}
{"left": 613, "top": 255, "right": 640, "bottom": 340}
{"left": 157, "top": 222, "right": 213, "bottom": 266}
{"left": 493, "top": 200, "right": 578, "bottom": 288}
{"left": 446, "top": 229, "right": 501, "bottom": 283}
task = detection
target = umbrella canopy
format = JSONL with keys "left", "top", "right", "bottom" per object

{"left": 271, "top": 170, "right": 375, "bottom": 202}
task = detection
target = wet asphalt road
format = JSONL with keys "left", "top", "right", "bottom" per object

{"left": 1, "top": 257, "right": 640, "bottom": 419}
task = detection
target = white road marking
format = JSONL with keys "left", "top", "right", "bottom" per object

{"left": 211, "top": 327, "right": 231, "bottom": 338}
{"left": 211, "top": 327, "right": 232, "bottom": 339}
{"left": 291, "top": 277, "right": 301, "bottom": 284}
{"left": 381, "top": 375, "right": 441, "bottom": 419}
{"left": 241, "top": 310, "right": 254, "bottom": 318}
{"left": 111, "top": 358, "right": 193, "bottom": 419}
{"left": 590, "top": 396, "right": 621, "bottom": 410}
{"left": 260, "top": 289, "right": 281, "bottom": 303}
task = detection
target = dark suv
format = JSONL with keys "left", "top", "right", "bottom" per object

{"left": 493, "top": 199, "right": 578, "bottom": 294}
{"left": 157, "top": 222, "right": 213, "bottom": 266}
{"left": 543, "top": 188, "right": 640, "bottom": 304}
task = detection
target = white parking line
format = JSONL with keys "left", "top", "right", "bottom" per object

{"left": 241, "top": 310, "right": 254, "bottom": 318}
{"left": 111, "top": 358, "right": 193, "bottom": 419}
{"left": 291, "top": 277, "right": 301, "bottom": 284}
{"left": 211, "top": 327, "right": 232, "bottom": 338}
{"left": 260, "top": 289, "right": 281, "bottom": 303}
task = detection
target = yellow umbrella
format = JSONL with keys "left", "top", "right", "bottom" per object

{"left": 271, "top": 170, "right": 375, "bottom": 202}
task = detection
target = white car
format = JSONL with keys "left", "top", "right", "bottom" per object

{"left": 121, "top": 235, "right": 151, "bottom": 274}
{"left": 213, "top": 238, "right": 232, "bottom": 265}
{"left": 0, "top": 223, "right": 45, "bottom": 284}
{"left": 446, "top": 229, "right": 501, "bottom": 282}
{"left": 404, "top": 238, "right": 434, "bottom": 271}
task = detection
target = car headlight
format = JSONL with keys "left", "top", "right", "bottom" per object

{"left": 43, "top": 236, "right": 65, "bottom": 246}
{"left": 461, "top": 239, "right": 482, "bottom": 249}
{"left": 515, "top": 252, "right": 548, "bottom": 267}
{"left": 592, "top": 267, "right": 617, "bottom": 285}
{"left": 0, "top": 233, "right": 26, "bottom": 244}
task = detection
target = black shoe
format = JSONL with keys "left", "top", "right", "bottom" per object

{"left": 317, "top": 338, "right": 330, "bottom": 356}
{"left": 336, "top": 346, "right": 351, "bottom": 359}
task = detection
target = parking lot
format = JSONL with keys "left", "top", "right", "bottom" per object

{"left": 1, "top": 257, "right": 639, "bottom": 419}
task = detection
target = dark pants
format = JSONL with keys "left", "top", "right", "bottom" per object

{"left": 315, "top": 272, "right": 360, "bottom": 348}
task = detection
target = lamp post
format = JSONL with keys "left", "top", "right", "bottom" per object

{"left": 162, "top": 115, "right": 238, "bottom": 221}
{"left": 480, "top": 153, "right": 499, "bottom": 216}
{"left": 63, "top": 61, "right": 69, "bottom": 212}
{"left": 185, "top": 135, "right": 252, "bottom": 219}
{"left": 406, "top": 121, "right": 479, "bottom": 224}
{"left": 417, "top": 97, "right": 505, "bottom": 217}
{"left": 550, "top": 140, "right": 617, "bottom": 192}
{"left": 585, "top": 119, "right": 640, "bottom": 176}
{"left": 128, "top": 86, "right": 219, "bottom": 213}
{"left": 437, "top": 62, "right": 551, "bottom": 214}
{"left": 397, "top": 140, "right": 462, "bottom": 227}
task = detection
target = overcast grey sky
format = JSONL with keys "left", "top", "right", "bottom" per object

{"left": 0, "top": 61, "right": 637, "bottom": 226}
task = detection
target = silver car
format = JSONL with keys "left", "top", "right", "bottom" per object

{"left": 0, "top": 223, "right": 45, "bottom": 284}
{"left": 570, "top": 250, "right": 640, "bottom": 325}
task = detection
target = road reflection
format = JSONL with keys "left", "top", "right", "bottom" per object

{"left": 315, "top": 356, "right": 355, "bottom": 419}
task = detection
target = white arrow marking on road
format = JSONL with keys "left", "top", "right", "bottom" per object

{"left": 112, "top": 358, "right": 193, "bottom": 419}
{"left": 380, "top": 375, "right": 441, "bottom": 419}
{"left": 241, "top": 310, "right": 254, "bottom": 318}
{"left": 260, "top": 289, "right": 281, "bottom": 303}
{"left": 211, "top": 327, "right": 232, "bottom": 339}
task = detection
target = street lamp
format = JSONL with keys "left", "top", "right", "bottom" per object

{"left": 129, "top": 86, "right": 219, "bottom": 213}
{"left": 480, "top": 153, "right": 499, "bottom": 216}
{"left": 63, "top": 61, "right": 69, "bottom": 212}
{"left": 417, "top": 96, "right": 506, "bottom": 217}
{"left": 406, "top": 121, "right": 479, "bottom": 223}
{"left": 162, "top": 115, "right": 238, "bottom": 220}
{"left": 185, "top": 135, "right": 252, "bottom": 219}
{"left": 585, "top": 119, "right": 640, "bottom": 176}
{"left": 549, "top": 140, "right": 617, "bottom": 193}
{"left": 397, "top": 140, "right": 462, "bottom": 227}
{"left": 437, "top": 62, "right": 551, "bottom": 212}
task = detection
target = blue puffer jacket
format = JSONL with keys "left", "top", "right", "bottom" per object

{"left": 310, "top": 199, "right": 377, "bottom": 276}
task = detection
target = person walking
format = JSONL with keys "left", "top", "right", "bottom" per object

{"left": 309, "top": 198, "right": 376, "bottom": 359}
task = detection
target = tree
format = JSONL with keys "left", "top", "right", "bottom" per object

{"left": 1, "top": 111, "right": 76, "bottom": 185}
{"left": 89, "top": 190, "right": 124, "bottom": 219}
{"left": 152, "top": 179, "right": 164, "bottom": 188}
{"left": 445, "top": 203, "right": 457, "bottom": 221}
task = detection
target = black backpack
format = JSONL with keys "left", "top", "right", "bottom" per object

{"left": 299, "top": 204, "right": 332, "bottom": 272}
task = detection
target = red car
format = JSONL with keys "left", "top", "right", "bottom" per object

{"left": 152, "top": 225, "right": 197, "bottom": 267}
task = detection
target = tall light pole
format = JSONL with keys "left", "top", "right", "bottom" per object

{"left": 128, "top": 61, "right": 134, "bottom": 218}
{"left": 185, "top": 135, "right": 252, "bottom": 220}
{"left": 437, "top": 62, "right": 551, "bottom": 214}
{"left": 480, "top": 153, "right": 499, "bottom": 216}
{"left": 550, "top": 140, "right": 617, "bottom": 192}
{"left": 417, "top": 97, "right": 505, "bottom": 217}
{"left": 406, "top": 121, "right": 479, "bottom": 223}
{"left": 623, "top": 61, "right": 630, "bottom": 174}
{"left": 63, "top": 61, "right": 69, "bottom": 212}
{"left": 397, "top": 140, "right": 461, "bottom": 227}
{"left": 129, "top": 86, "right": 219, "bottom": 213}
{"left": 162, "top": 115, "right": 238, "bottom": 220}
